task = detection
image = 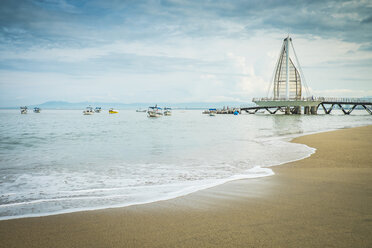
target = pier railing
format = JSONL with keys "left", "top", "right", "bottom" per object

{"left": 318, "top": 97, "right": 371, "bottom": 103}
{"left": 252, "top": 97, "right": 371, "bottom": 103}
{"left": 252, "top": 97, "right": 318, "bottom": 102}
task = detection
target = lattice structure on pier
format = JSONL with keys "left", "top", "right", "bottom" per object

{"left": 273, "top": 42, "right": 301, "bottom": 99}
{"left": 267, "top": 37, "right": 310, "bottom": 100}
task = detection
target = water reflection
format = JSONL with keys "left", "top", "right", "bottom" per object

{"left": 271, "top": 115, "right": 304, "bottom": 136}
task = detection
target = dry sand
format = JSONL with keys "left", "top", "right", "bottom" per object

{"left": 0, "top": 125, "right": 371, "bottom": 248}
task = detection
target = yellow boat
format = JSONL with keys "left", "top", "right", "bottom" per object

{"left": 109, "top": 108, "right": 118, "bottom": 114}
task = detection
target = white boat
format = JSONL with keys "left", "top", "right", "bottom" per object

{"left": 147, "top": 105, "right": 163, "bottom": 117}
{"left": 136, "top": 108, "right": 147, "bottom": 112}
{"left": 20, "top": 106, "right": 27, "bottom": 114}
{"left": 33, "top": 107, "right": 41, "bottom": 113}
{"left": 164, "top": 107, "right": 172, "bottom": 116}
{"left": 83, "top": 106, "right": 94, "bottom": 115}
{"left": 95, "top": 107, "right": 102, "bottom": 113}
{"left": 209, "top": 108, "right": 216, "bottom": 116}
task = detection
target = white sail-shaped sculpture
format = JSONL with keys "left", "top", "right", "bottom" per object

{"left": 273, "top": 40, "right": 302, "bottom": 100}
{"left": 253, "top": 36, "right": 320, "bottom": 114}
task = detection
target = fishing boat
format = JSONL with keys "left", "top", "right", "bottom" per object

{"left": 33, "top": 107, "right": 41, "bottom": 113}
{"left": 95, "top": 107, "right": 102, "bottom": 113}
{"left": 109, "top": 108, "right": 118, "bottom": 114}
{"left": 209, "top": 108, "right": 217, "bottom": 116}
{"left": 20, "top": 106, "right": 27, "bottom": 114}
{"left": 83, "top": 106, "right": 94, "bottom": 115}
{"left": 136, "top": 108, "right": 147, "bottom": 112}
{"left": 164, "top": 107, "right": 172, "bottom": 116}
{"left": 147, "top": 105, "right": 163, "bottom": 117}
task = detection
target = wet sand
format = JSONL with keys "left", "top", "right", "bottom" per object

{"left": 0, "top": 125, "right": 371, "bottom": 247}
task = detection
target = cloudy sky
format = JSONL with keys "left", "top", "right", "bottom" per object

{"left": 0, "top": 0, "right": 371, "bottom": 106}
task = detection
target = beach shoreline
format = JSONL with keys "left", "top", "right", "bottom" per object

{"left": 0, "top": 125, "right": 371, "bottom": 247}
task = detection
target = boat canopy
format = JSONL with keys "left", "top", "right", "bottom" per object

{"left": 209, "top": 108, "right": 217, "bottom": 111}
{"left": 149, "top": 106, "right": 162, "bottom": 110}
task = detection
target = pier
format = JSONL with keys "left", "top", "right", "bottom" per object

{"left": 246, "top": 36, "right": 372, "bottom": 115}
{"left": 204, "top": 36, "right": 371, "bottom": 116}
{"left": 241, "top": 97, "right": 372, "bottom": 115}
{"left": 319, "top": 98, "right": 372, "bottom": 115}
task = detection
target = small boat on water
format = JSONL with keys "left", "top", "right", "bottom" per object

{"left": 147, "top": 105, "right": 163, "bottom": 117}
{"left": 33, "top": 107, "right": 41, "bottom": 113}
{"left": 95, "top": 107, "right": 102, "bottom": 113}
{"left": 164, "top": 107, "right": 172, "bottom": 116}
{"left": 109, "top": 108, "right": 118, "bottom": 114}
{"left": 83, "top": 106, "right": 94, "bottom": 115}
{"left": 136, "top": 109, "right": 147, "bottom": 112}
{"left": 20, "top": 106, "right": 27, "bottom": 114}
{"left": 209, "top": 108, "right": 217, "bottom": 116}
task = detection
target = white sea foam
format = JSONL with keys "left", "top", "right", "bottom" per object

{"left": 0, "top": 166, "right": 275, "bottom": 220}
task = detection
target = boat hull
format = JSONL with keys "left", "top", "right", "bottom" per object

{"left": 148, "top": 112, "right": 162, "bottom": 117}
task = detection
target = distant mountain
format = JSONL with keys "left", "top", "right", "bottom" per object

{"left": 18, "top": 101, "right": 256, "bottom": 110}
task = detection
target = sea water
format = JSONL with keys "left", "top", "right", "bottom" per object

{"left": 0, "top": 109, "right": 371, "bottom": 220}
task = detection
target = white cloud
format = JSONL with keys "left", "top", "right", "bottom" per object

{"left": 1, "top": 27, "right": 372, "bottom": 106}
{"left": 227, "top": 52, "right": 269, "bottom": 96}
{"left": 290, "top": 35, "right": 372, "bottom": 67}
{"left": 312, "top": 88, "right": 372, "bottom": 98}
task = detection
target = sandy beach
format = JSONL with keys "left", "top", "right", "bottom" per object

{"left": 0, "top": 125, "right": 371, "bottom": 248}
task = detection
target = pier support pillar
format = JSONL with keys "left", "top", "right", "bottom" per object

{"left": 310, "top": 106, "right": 317, "bottom": 115}
{"left": 294, "top": 106, "right": 301, "bottom": 114}
{"left": 362, "top": 105, "right": 372, "bottom": 115}
{"left": 285, "top": 107, "right": 291, "bottom": 115}
{"left": 304, "top": 106, "right": 310, "bottom": 115}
